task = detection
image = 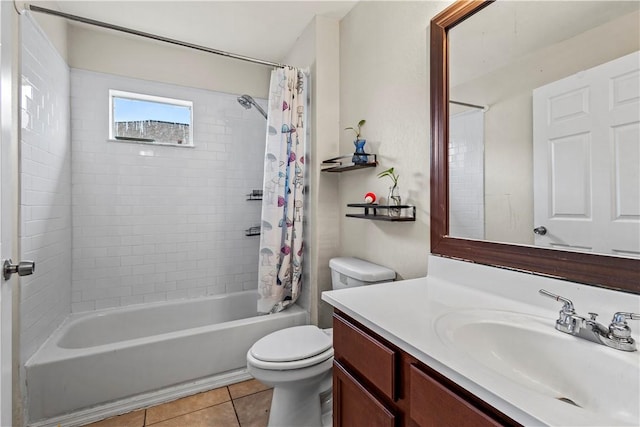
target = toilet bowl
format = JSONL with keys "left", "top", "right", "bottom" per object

{"left": 247, "top": 257, "right": 395, "bottom": 427}
{"left": 247, "top": 325, "right": 334, "bottom": 427}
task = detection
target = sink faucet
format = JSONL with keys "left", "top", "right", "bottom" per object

{"left": 539, "top": 289, "right": 639, "bottom": 352}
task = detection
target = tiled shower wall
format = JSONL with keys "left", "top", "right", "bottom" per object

{"left": 71, "top": 70, "right": 266, "bottom": 312}
{"left": 449, "top": 109, "right": 485, "bottom": 240}
{"left": 20, "top": 15, "right": 72, "bottom": 362}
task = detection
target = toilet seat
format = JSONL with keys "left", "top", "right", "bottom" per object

{"left": 248, "top": 325, "right": 334, "bottom": 370}
{"left": 247, "top": 347, "right": 334, "bottom": 370}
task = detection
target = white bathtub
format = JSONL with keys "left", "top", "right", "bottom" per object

{"left": 25, "top": 290, "right": 307, "bottom": 425}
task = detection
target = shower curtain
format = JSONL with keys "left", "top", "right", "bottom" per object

{"left": 257, "top": 67, "right": 307, "bottom": 314}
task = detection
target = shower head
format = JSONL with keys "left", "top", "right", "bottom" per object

{"left": 237, "top": 95, "right": 253, "bottom": 109}
{"left": 237, "top": 94, "right": 267, "bottom": 120}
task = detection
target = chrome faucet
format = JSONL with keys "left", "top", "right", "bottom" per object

{"left": 539, "top": 289, "right": 639, "bottom": 352}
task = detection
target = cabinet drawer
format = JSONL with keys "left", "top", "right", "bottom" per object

{"left": 333, "top": 313, "right": 397, "bottom": 401}
{"left": 334, "top": 361, "right": 396, "bottom": 427}
{"left": 409, "top": 364, "right": 504, "bottom": 427}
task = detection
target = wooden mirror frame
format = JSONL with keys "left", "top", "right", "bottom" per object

{"left": 430, "top": 0, "right": 639, "bottom": 293}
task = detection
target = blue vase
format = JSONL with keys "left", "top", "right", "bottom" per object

{"left": 352, "top": 139, "right": 367, "bottom": 164}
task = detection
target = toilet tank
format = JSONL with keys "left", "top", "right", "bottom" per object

{"left": 329, "top": 257, "right": 396, "bottom": 290}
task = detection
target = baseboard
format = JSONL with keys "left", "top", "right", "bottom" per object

{"left": 27, "top": 369, "right": 253, "bottom": 427}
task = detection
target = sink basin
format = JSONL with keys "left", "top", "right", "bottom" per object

{"left": 434, "top": 310, "right": 640, "bottom": 426}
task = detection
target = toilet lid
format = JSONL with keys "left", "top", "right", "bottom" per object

{"left": 250, "top": 325, "right": 333, "bottom": 362}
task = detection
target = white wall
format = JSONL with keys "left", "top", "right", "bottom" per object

{"left": 68, "top": 24, "right": 271, "bottom": 100}
{"left": 27, "top": 3, "right": 68, "bottom": 61}
{"left": 338, "top": 1, "right": 450, "bottom": 280}
{"left": 283, "top": 16, "right": 340, "bottom": 328}
{"left": 19, "top": 14, "right": 71, "bottom": 363}
{"left": 70, "top": 69, "right": 266, "bottom": 311}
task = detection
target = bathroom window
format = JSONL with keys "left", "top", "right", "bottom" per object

{"left": 109, "top": 90, "right": 193, "bottom": 147}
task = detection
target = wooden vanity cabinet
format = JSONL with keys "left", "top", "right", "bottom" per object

{"left": 334, "top": 361, "right": 396, "bottom": 427}
{"left": 332, "top": 311, "right": 521, "bottom": 427}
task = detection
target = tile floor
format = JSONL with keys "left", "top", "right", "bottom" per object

{"left": 83, "top": 379, "right": 273, "bottom": 427}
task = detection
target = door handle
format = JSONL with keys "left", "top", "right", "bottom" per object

{"left": 3, "top": 259, "right": 36, "bottom": 280}
{"left": 533, "top": 226, "right": 547, "bottom": 236}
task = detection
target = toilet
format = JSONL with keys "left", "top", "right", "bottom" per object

{"left": 247, "top": 257, "right": 395, "bottom": 427}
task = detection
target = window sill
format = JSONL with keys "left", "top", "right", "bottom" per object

{"left": 107, "top": 139, "right": 194, "bottom": 148}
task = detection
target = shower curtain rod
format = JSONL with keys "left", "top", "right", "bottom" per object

{"left": 27, "top": 4, "right": 287, "bottom": 69}
{"left": 449, "top": 100, "right": 487, "bottom": 111}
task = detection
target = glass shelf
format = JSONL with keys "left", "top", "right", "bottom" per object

{"left": 346, "top": 203, "right": 416, "bottom": 222}
{"left": 321, "top": 153, "right": 377, "bottom": 172}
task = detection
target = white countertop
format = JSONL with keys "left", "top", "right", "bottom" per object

{"left": 321, "top": 255, "right": 640, "bottom": 427}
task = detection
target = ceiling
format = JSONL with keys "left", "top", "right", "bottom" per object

{"left": 449, "top": 1, "right": 640, "bottom": 86}
{"left": 51, "top": 1, "right": 357, "bottom": 63}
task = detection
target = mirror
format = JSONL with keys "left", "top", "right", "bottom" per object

{"left": 430, "top": 0, "right": 640, "bottom": 293}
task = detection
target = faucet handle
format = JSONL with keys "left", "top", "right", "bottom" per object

{"left": 611, "top": 312, "right": 640, "bottom": 323}
{"left": 539, "top": 290, "right": 578, "bottom": 333}
{"left": 539, "top": 289, "right": 575, "bottom": 313}
{"left": 609, "top": 312, "right": 640, "bottom": 340}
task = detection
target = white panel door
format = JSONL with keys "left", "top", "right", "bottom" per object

{"left": 533, "top": 51, "right": 640, "bottom": 257}
{"left": 0, "top": 2, "right": 14, "bottom": 424}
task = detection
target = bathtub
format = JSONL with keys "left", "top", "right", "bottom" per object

{"left": 25, "top": 290, "right": 307, "bottom": 425}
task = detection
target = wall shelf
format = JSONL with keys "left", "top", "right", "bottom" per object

{"left": 346, "top": 203, "right": 416, "bottom": 222}
{"left": 245, "top": 226, "right": 261, "bottom": 236}
{"left": 246, "top": 190, "right": 263, "bottom": 201}
{"left": 321, "top": 153, "right": 377, "bottom": 173}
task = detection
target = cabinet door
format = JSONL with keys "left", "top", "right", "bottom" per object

{"left": 409, "top": 365, "right": 504, "bottom": 427}
{"left": 334, "top": 361, "right": 396, "bottom": 427}
{"left": 333, "top": 313, "right": 397, "bottom": 400}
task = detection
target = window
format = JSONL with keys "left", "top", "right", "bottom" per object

{"left": 109, "top": 90, "right": 193, "bottom": 146}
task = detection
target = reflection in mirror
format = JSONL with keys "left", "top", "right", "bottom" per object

{"left": 447, "top": 1, "right": 640, "bottom": 259}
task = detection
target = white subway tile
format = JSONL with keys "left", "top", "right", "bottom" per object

{"left": 71, "top": 69, "right": 263, "bottom": 309}
{"left": 95, "top": 297, "right": 120, "bottom": 310}
{"left": 95, "top": 256, "right": 121, "bottom": 268}
{"left": 155, "top": 282, "right": 177, "bottom": 292}
{"left": 132, "top": 282, "right": 155, "bottom": 295}
{"left": 225, "top": 282, "right": 244, "bottom": 294}
{"left": 187, "top": 288, "right": 207, "bottom": 298}
{"left": 72, "top": 301, "right": 95, "bottom": 313}
{"left": 143, "top": 293, "right": 167, "bottom": 303}
{"left": 166, "top": 289, "right": 189, "bottom": 300}
{"left": 120, "top": 295, "right": 144, "bottom": 306}
{"left": 20, "top": 15, "right": 72, "bottom": 363}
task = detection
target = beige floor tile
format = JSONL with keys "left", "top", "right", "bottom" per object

{"left": 232, "top": 389, "right": 273, "bottom": 427}
{"left": 145, "top": 387, "right": 231, "bottom": 425}
{"left": 83, "top": 409, "right": 145, "bottom": 427}
{"left": 228, "top": 379, "right": 271, "bottom": 400}
{"left": 146, "top": 401, "right": 239, "bottom": 427}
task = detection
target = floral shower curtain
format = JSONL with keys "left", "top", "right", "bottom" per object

{"left": 257, "top": 67, "right": 306, "bottom": 314}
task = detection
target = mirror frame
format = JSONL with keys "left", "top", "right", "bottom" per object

{"left": 430, "top": 0, "right": 639, "bottom": 294}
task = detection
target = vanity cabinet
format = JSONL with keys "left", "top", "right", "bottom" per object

{"left": 332, "top": 312, "right": 521, "bottom": 427}
{"left": 334, "top": 362, "right": 396, "bottom": 426}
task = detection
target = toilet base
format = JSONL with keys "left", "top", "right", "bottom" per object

{"left": 268, "top": 384, "right": 328, "bottom": 427}
{"left": 320, "top": 387, "right": 333, "bottom": 427}
{"left": 254, "top": 361, "right": 332, "bottom": 427}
